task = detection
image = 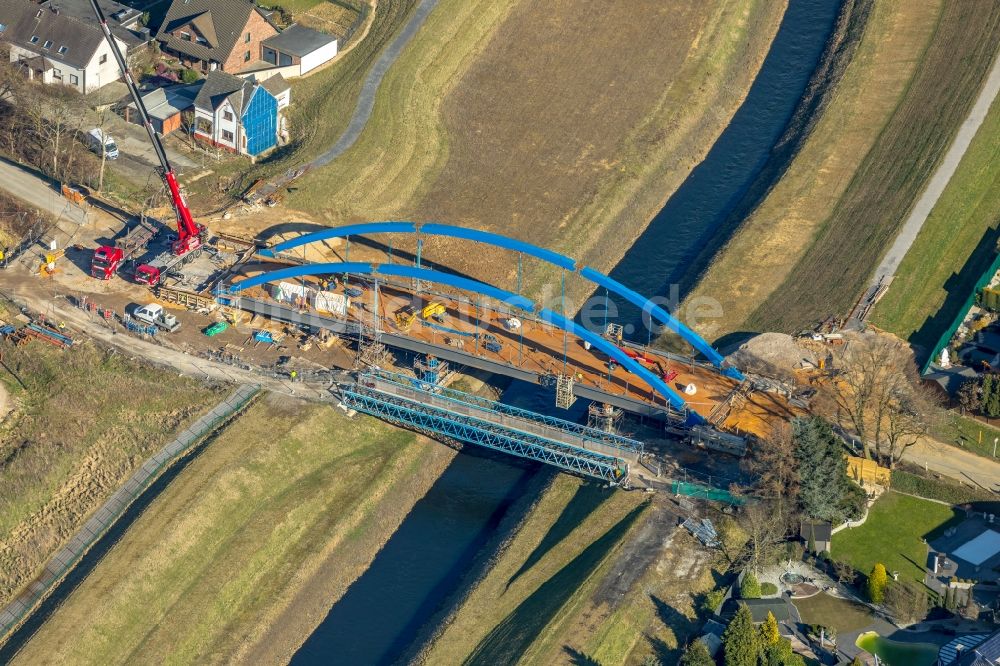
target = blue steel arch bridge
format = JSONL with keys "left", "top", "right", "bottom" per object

{"left": 218, "top": 222, "right": 791, "bottom": 491}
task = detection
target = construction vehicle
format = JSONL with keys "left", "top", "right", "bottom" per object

{"left": 421, "top": 301, "right": 446, "bottom": 322}
{"left": 133, "top": 248, "right": 198, "bottom": 287}
{"left": 395, "top": 305, "right": 416, "bottom": 331}
{"left": 91, "top": 216, "right": 158, "bottom": 279}
{"left": 132, "top": 303, "right": 181, "bottom": 332}
{"left": 38, "top": 249, "right": 65, "bottom": 277}
{"left": 89, "top": 0, "right": 205, "bottom": 281}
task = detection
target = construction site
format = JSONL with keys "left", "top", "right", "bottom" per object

{"left": 0, "top": 0, "right": 812, "bottom": 498}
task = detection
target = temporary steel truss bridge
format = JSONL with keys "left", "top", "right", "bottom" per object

{"left": 338, "top": 371, "right": 642, "bottom": 485}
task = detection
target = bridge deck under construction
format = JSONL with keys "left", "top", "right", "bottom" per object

{"left": 224, "top": 267, "right": 797, "bottom": 439}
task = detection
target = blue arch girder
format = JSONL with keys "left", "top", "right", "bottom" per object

{"left": 258, "top": 222, "right": 741, "bottom": 380}
{"left": 226, "top": 262, "right": 704, "bottom": 424}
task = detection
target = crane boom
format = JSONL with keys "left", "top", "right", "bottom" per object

{"left": 88, "top": 0, "right": 202, "bottom": 255}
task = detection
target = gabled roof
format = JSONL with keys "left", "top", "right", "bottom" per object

{"left": 189, "top": 11, "right": 217, "bottom": 46}
{"left": 261, "top": 23, "right": 335, "bottom": 57}
{"left": 37, "top": 0, "right": 146, "bottom": 47}
{"left": 193, "top": 69, "right": 246, "bottom": 112}
{"left": 128, "top": 81, "right": 204, "bottom": 120}
{"left": 259, "top": 72, "right": 288, "bottom": 96}
{"left": 193, "top": 70, "right": 274, "bottom": 116}
{"left": 0, "top": 0, "right": 113, "bottom": 68}
{"left": 157, "top": 0, "right": 273, "bottom": 63}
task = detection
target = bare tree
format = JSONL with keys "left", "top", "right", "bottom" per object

{"left": 827, "top": 333, "right": 938, "bottom": 467}
{"left": 737, "top": 502, "right": 787, "bottom": 573}
{"left": 745, "top": 421, "right": 799, "bottom": 519}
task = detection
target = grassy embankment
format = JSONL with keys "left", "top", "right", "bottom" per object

{"left": 0, "top": 338, "right": 222, "bottom": 608}
{"left": 420, "top": 476, "right": 719, "bottom": 665}
{"left": 185, "top": 0, "right": 420, "bottom": 201}
{"left": 831, "top": 491, "right": 957, "bottom": 583}
{"left": 748, "top": 2, "right": 1000, "bottom": 333}
{"left": 871, "top": 95, "right": 1000, "bottom": 351}
{"left": 278, "top": 0, "right": 362, "bottom": 35}
{"left": 12, "top": 395, "right": 455, "bottom": 664}
{"left": 684, "top": 1, "right": 1000, "bottom": 339}
{"left": 270, "top": 0, "right": 787, "bottom": 304}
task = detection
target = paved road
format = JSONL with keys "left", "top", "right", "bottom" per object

{"left": 311, "top": 0, "right": 439, "bottom": 169}
{"left": 904, "top": 437, "right": 1000, "bottom": 493}
{"left": 0, "top": 158, "right": 86, "bottom": 225}
{"left": 868, "top": 49, "right": 1000, "bottom": 289}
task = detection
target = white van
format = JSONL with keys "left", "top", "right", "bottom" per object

{"left": 86, "top": 128, "right": 119, "bottom": 160}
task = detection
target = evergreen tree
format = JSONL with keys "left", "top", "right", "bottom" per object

{"left": 740, "top": 570, "right": 762, "bottom": 599}
{"left": 807, "top": 524, "right": 816, "bottom": 555}
{"left": 984, "top": 375, "right": 1000, "bottom": 418}
{"left": 679, "top": 640, "right": 714, "bottom": 666}
{"left": 760, "top": 610, "right": 780, "bottom": 646}
{"left": 723, "top": 603, "right": 759, "bottom": 666}
{"left": 867, "top": 563, "right": 888, "bottom": 604}
{"left": 762, "top": 637, "right": 805, "bottom": 666}
{"left": 793, "top": 418, "right": 852, "bottom": 522}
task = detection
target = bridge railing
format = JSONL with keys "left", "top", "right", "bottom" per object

{"left": 364, "top": 369, "right": 644, "bottom": 454}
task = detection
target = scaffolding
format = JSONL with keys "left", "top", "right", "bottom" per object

{"left": 414, "top": 355, "right": 448, "bottom": 384}
{"left": 555, "top": 374, "right": 576, "bottom": 409}
{"left": 588, "top": 402, "right": 622, "bottom": 434}
{"left": 605, "top": 322, "right": 624, "bottom": 342}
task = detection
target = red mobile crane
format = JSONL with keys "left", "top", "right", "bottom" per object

{"left": 89, "top": 0, "right": 204, "bottom": 283}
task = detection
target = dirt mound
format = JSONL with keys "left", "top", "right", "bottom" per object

{"left": 730, "top": 332, "right": 817, "bottom": 374}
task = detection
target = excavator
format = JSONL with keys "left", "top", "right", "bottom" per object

{"left": 88, "top": 0, "right": 205, "bottom": 284}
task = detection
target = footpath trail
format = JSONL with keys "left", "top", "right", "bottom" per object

{"left": 903, "top": 437, "right": 1000, "bottom": 493}
{"left": 862, "top": 48, "right": 1000, "bottom": 301}
{"left": 310, "top": 0, "right": 439, "bottom": 169}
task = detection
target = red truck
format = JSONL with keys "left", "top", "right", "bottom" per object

{"left": 91, "top": 216, "right": 158, "bottom": 280}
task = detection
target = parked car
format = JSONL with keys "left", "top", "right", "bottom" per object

{"left": 132, "top": 303, "right": 180, "bottom": 332}
{"left": 86, "top": 128, "right": 119, "bottom": 160}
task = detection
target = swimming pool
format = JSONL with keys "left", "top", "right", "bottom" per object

{"left": 855, "top": 631, "right": 939, "bottom": 666}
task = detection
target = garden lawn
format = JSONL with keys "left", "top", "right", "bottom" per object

{"left": 932, "top": 413, "right": 1000, "bottom": 461}
{"left": 831, "top": 491, "right": 957, "bottom": 582}
{"left": 793, "top": 593, "right": 873, "bottom": 635}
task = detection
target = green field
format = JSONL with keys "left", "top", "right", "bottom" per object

{"left": 831, "top": 491, "right": 957, "bottom": 583}
{"left": 931, "top": 412, "right": 1000, "bottom": 461}
{"left": 12, "top": 397, "right": 454, "bottom": 664}
{"left": 682, "top": 0, "right": 941, "bottom": 340}
{"left": 747, "top": 2, "right": 1000, "bottom": 333}
{"left": 872, "top": 95, "right": 1000, "bottom": 348}
{"left": 0, "top": 338, "right": 221, "bottom": 608}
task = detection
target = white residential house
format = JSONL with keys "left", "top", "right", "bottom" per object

{"left": 0, "top": 0, "right": 131, "bottom": 93}
{"left": 192, "top": 69, "right": 289, "bottom": 157}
